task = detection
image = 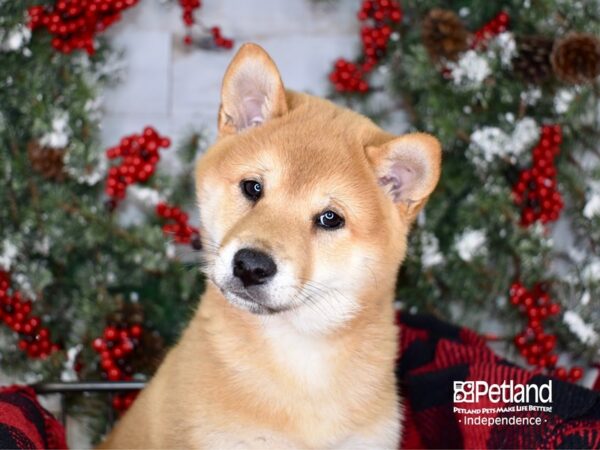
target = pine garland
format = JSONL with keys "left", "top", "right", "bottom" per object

{"left": 329, "top": 0, "right": 600, "bottom": 373}
{"left": 0, "top": 1, "right": 205, "bottom": 434}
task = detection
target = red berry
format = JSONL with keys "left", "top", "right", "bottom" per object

{"left": 569, "top": 366, "right": 583, "bottom": 382}
{"left": 112, "top": 395, "right": 124, "bottom": 410}
{"left": 555, "top": 367, "right": 567, "bottom": 380}
{"left": 101, "top": 357, "right": 114, "bottom": 370}
{"left": 130, "top": 324, "right": 142, "bottom": 337}
{"left": 104, "top": 326, "right": 118, "bottom": 340}
{"left": 92, "top": 338, "right": 105, "bottom": 351}
{"left": 546, "top": 354, "right": 558, "bottom": 367}
{"left": 514, "top": 333, "right": 527, "bottom": 348}
{"left": 108, "top": 367, "right": 121, "bottom": 381}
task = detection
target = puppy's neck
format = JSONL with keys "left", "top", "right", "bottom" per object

{"left": 199, "top": 283, "right": 397, "bottom": 390}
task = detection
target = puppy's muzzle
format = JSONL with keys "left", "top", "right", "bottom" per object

{"left": 232, "top": 248, "right": 277, "bottom": 288}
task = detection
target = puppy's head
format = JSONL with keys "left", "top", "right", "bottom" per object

{"left": 196, "top": 44, "right": 441, "bottom": 332}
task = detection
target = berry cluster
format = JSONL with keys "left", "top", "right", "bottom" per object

{"left": 510, "top": 281, "right": 583, "bottom": 383}
{"left": 156, "top": 203, "right": 201, "bottom": 249}
{"left": 357, "top": 0, "right": 402, "bottom": 23}
{"left": 180, "top": 0, "right": 201, "bottom": 45}
{"left": 0, "top": 271, "right": 59, "bottom": 359}
{"left": 210, "top": 26, "right": 233, "bottom": 49}
{"left": 472, "top": 11, "right": 510, "bottom": 48}
{"left": 512, "top": 125, "right": 563, "bottom": 227}
{"left": 92, "top": 322, "right": 142, "bottom": 411}
{"left": 358, "top": 0, "right": 401, "bottom": 67}
{"left": 329, "top": 0, "right": 402, "bottom": 93}
{"left": 111, "top": 390, "right": 139, "bottom": 412}
{"left": 105, "top": 127, "right": 171, "bottom": 206}
{"left": 92, "top": 304, "right": 163, "bottom": 412}
{"left": 93, "top": 323, "right": 141, "bottom": 381}
{"left": 180, "top": 0, "right": 200, "bottom": 27}
{"left": 28, "top": 0, "right": 138, "bottom": 55}
{"left": 329, "top": 59, "right": 370, "bottom": 93}
{"left": 179, "top": 0, "right": 233, "bottom": 48}
{"left": 92, "top": 324, "right": 142, "bottom": 412}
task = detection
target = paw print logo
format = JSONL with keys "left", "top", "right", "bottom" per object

{"left": 454, "top": 381, "right": 475, "bottom": 403}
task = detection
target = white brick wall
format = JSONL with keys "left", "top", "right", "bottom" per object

{"left": 100, "top": 0, "right": 362, "bottom": 156}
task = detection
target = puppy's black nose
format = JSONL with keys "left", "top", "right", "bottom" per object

{"left": 232, "top": 248, "right": 277, "bottom": 287}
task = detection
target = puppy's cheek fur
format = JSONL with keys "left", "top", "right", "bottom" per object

{"left": 266, "top": 260, "right": 298, "bottom": 308}
{"left": 213, "top": 240, "right": 239, "bottom": 288}
{"left": 197, "top": 177, "right": 228, "bottom": 246}
{"left": 303, "top": 244, "right": 370, "bottom": 324}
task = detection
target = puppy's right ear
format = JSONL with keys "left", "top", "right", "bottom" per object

{"left": 218, "top": 43, "right": 288, "bottom": 136}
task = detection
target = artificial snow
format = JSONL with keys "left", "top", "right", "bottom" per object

{"left": 582, "top": 259, "right": 600, "bottom": 282}
{"left": 563, "top": 311, "right": 599, "bottom": 346}
{"left": 554, "top": 89, "right": 576, "bottom": 114}
{"left": 448, "top": 50, "right": 491, "bottom": 88}
{"left": 512, "top": 118, "right": 540, "bottom": 153}
{"left": 455, "top": 229, "right": 486, "bottom": 262}
{"left": 581, "top": 290, "right": 591, "bottom": 306}
{"left": 469, "top": 117, "right": 539, "bottom": 168}
{"left": 64, "top": 153, "right": 107, "bottom": 186}
{"left": 421, "top": 232, "right": 443, "bottom": 268}
{"left": 583, "top": 193, "right": 600, "bottom": 219}
{"left": 492, "top": 32, "right": 517, "bottom": 67}
{"left": 0, "top": 24, "right": 31, "bottom": 52}
{"left": 40, "top": 111, "right": 71, "bottom": 149}
{"left": 521, "top": 88, "right": 542, "bottom": 106}
{"left": 128, "top": 185, "right": 163, "bottom": 207}
{"left": 0, "top": 240, "right": 18, "bottom": 270}
{"left": 61, "top": 345, "right": 83, "bottom": 382}
{"left": 165, "top": 243, "right": 177, "bottom": 259}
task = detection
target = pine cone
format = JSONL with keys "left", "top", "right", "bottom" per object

{"left": 422, "top": 8, "right": 470, "bottom": 62}
{"left": 551, "top": 33, "right": 600, "bottom": 84}
{"left": 27, "top": 141, "right": 66, "bottom": 181}
{"left": 512, "top": 36, "right": 555, "bottom": 84}
{"left": 107, "top": 303, "right": 144, "bottom": 327}
{"left": 132, "top": 330, "right": 164, "bottom": 373}
{"left": 107, "top": 302, "right": 165, "bottom": 373}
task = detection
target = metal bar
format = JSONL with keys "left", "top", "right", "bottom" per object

{"left": 60, "top": 394, "right": 67, "bottom": 425}
{"left": 32, "top": 381, "right": 146, "bottom": 394}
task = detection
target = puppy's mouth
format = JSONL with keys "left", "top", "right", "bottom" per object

{"left": 217, "top": 282, "right": 290, "bottom": 315}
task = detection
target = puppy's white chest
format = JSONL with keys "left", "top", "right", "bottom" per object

{"left": 201, "top": 430, "right": 296, "bottom": 450}
{"left": 199, "top": 413, "right": 401, "bottom": 450}
{"left": 263, "top": 320, "right": 333, "bottom": 387}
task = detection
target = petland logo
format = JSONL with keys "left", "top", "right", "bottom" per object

{"left": 454, "top": 380, "right": 553, "bottom": 404}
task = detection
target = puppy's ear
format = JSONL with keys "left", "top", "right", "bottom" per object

{"left": 366, "top": 133, "right": 442, "bottom": 220}
{"left": 218, "top": 43, "right": 288, "bottom": 136}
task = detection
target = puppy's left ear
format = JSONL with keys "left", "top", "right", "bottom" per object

{"left": 218, "top": 43, "right": 288, "bottom": 136}
{"left": 366, "top": 133, "right": 442, "bottom": 220}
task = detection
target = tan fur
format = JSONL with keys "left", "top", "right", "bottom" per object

{"left": 99, "top": 43, "right": 441, "bottom": 449}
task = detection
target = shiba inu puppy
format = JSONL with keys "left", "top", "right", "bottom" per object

{"left": 100, "top": 43, "right": 441, "bottom": 449}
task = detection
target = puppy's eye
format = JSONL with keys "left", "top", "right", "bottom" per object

{"left": 241, "top": 179, "right": 262, "bottom": 201}
{"left": 316, "top": 210, "right": 344, "bottom": 230}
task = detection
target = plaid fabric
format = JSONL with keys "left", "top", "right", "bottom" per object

{"left": 0, "top": 386, "right": 66, "bottom": 449}
{"left": 397, "top": 313, "right": 600, "bottom": 449}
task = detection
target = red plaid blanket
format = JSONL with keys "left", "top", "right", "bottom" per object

{"left": 398, "top": 313, "right": 600, "bottom": 449}
{"left": 0, "top": 385, "right": 66, "bottom": 449}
